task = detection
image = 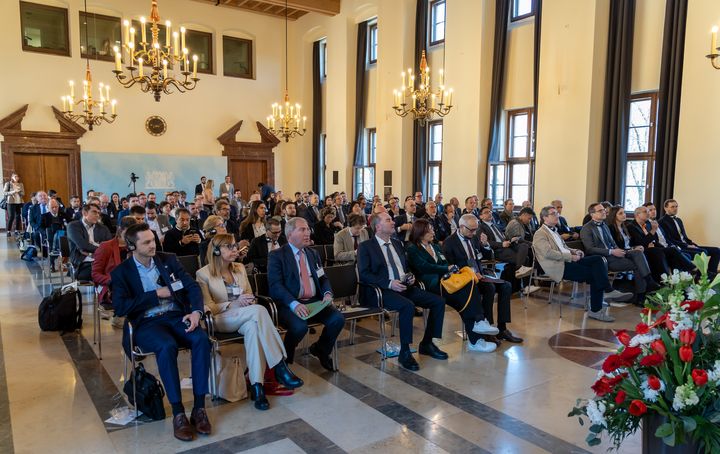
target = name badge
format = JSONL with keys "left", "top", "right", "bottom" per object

{"left": 170, "top": 280, "right": 184, "bottom": 292}
{"left": 316, "top": 267, "right": 325, "bottom": 278}
{"left": 438, "top": 253, "right": 446, "bottom": 261}
{"left": 161, "top": 226, "right": 169, "bottom": 233}
{"left": 232, "top": 286, "right": 241, "bottom": 296}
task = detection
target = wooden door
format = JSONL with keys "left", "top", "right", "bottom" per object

{"left": 230, "top": 159, "right": 267, "bottom": 200}
{"left": 13, "top": 153, "right": 71, "bottom": 202}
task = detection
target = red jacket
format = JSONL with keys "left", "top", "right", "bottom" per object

{"left": 92, "top": 237, "right": 126, "bottom": 304}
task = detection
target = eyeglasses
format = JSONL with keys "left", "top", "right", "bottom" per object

{"left": 222, "top": 243, "right": 240, "bottom": 251}
{"left": 594, "top": 208, "right": 607, "bottom": 213}
{"left": 462, "top": 226, "right": 478, "bottom": 233}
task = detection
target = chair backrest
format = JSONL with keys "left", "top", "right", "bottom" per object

{"left": 59, "top": 235, "right": 71, "bottom": 258}
{"left": 177, "top": 255, "right": 200, "bottom": 279}
{"left": 323, "top": 244, "right": 334, "bottom": 266}
{"left": 566, "top": 240, "right": 584, "bottom": 251}
{"left": 324, "top": 264, "right": 358, "bottom": 299}
{"left": 254, "top": 273, "right": 270, "bottom": 297}
{"left": 310, "top": 245, "right": 327, "bottom": 266}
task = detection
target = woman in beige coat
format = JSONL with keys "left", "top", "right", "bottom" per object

{"left": 195, "top": 234, "right": 303, "bottom": 410}
{"left": 3, "top": 172, "right": 24, "bottom": 236}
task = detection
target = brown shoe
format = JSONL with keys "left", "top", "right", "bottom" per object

{"left": 481, "top": 334, "right": 502, "bottom": 346}
{"left": 173, "top": 414, "right": 194, "bottom": 442}
{"left": 190, "top": 407, "right": 212, "bottom": 435}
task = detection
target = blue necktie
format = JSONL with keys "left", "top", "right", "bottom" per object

{"left": 384, "top": 243, "right": 401, "bottom": 281}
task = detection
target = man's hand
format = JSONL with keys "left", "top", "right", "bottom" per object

{"left": 323, "top": 293, "right": 334, "bottom": 305}
{"left": 294, "top": 303, "right": 309, "bottom": 318}
{"left": 571, "top": 253, "right": 581, "bottom": 262}
{"left": 401, "top": 223, "right": 412, "bottom": 231}
{"left": 156, "top": 286, "right": 172, "bottom": 298}
{"left": 237, "top": 240, "right": 250, "bottom": 258}
{"left": 610, "top": 248, "right": 626, "bottom": 257}
{"left": 333, "top": 221, "right": 343, "bottom": 229}
{"left": 479, "top": 233, "right": 489, "bottom": 245}
{"left": 572, "top": 232, "right": 580, "bottom": 240}
{"left": 633, "top": 246, "right": 644, "bottom": 252}
{"left": 502, "top": 240, "right": 511, "bottom": 248}
{"left": 390, "top": 280, "right": 407, "bottom": 292}
{"left": 191, "top": 234, "right": 201, "bottom": 243}
{"left": 650, "top": 220, "right": 659, "bottom": 233}
{"left": 183, "top": 311, "right": 201, "bottom": 332}
{"left": 181, "top": 235, "right": 193, "bottom": 245}
{"left": 560, "top": 233, "right": 571, "bottom": 241}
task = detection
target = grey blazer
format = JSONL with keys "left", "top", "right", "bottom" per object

{"left": 66, "top": 219, "right": 112, "bottom": 268}
{"left": 579, "top": 222, "right": 616, "bottom": 257}
{"left": 333, "top": 227, "right": 369, "bottom": 264}
{"left": 219, "top": 182, "right": 234, "bottom": 198}
{"left": 504, "top": 219, "right": 529, "bottom": 242}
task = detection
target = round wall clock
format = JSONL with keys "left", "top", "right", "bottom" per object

{"left": 145, "top": 116, "right": 167, "bottom": 136}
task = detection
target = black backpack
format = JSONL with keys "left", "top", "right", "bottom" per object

{"left": 123, "top": 362, "right": 166, "bottom": 420}
{"left": 38, "top": 287, "right": 83, "bottom": 333}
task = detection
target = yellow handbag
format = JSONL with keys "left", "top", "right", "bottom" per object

{"left": 440, "top": 266, "right": 479, "bottom": 312}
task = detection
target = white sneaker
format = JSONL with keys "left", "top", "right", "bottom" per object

{"left": 609, "top": 300, "right": 630, "bottom": 308}
{"left": 515, "top": 265, "right": 534, "bottom": 278}
{"left": 604, "top": 289, "right": 633, "bottom": 302}
{"left": 467, "top": 338, "right": 497, "bottom": 353}
{"left": 588, "top": 309, "right": 615, "bottom": 322}
{"left": 472, "top": 319, "right": 500, "bottom": 335}
{"left": 523, "top": 285, "right": 542, "bottom": 295}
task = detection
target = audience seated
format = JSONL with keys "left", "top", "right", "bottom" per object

{"left": 40, "top": 198, "right": 66, "bottom": 270}
{"left": 422, "top": 201, "right": 441, "bottom": 239}
{"left": 67, "top": 203, "right": 112, "bottom": 281}
{"left": 246, "top": 218, "right": 286, "bottom": 273}
{"left": 29, "top": 191, "right": 48, "bottom": 252}
{"left": 312, "top": 207, "right": 342, "bottom": 245}
{"left": 413, "top": 192, "right": 427, "bottom": 218}
{"left": 162, "top": 208, "right": 202, "bottom": 257}
{"left": 215, "top": 199, "right": 240, "bottom": 239}
{"left": 551, "top": 199, "right": 580, "bottom": 240}
{"left": 386, "top": 196, "right": 404, "bottom": 219}
{"left": 200, "top": 215, "right": 227, "bottom": 266}
{"left": 267, "top": 217, "right": 344, "bottom": 371}
{"left": 480, "top": 197, "right": 505, "bottom": 231}
{"left": 239, "top": 200, "right": 268, "bottom": 242}
{"left": 436, "top": 202, "right": 458, "bottom": 242}
{"left": 659, "top": 199, "right": 720, "bottom": 278}
{"left": 478, "top": 206, "right": 533, "bottom": 280}
{"left": 504, "top": 207, "right": 535, "bottom": 243}
{"left": 333, "top": 213, "right": 369, "bottom": 265}
{"left": 331, "top": 193, "right": 346, "bottom": 226}
{"left": 607, "top": 206, "right": 668, "bottom": 283}
{"left": 92, "top": 216, "right": 137, "bottom": 321}
{"left": 145, "top": 201, "right": 172, "bottom": 243}
{"left": 533, "top": 206, "right": 632, "bottom": 322}
{"left": 65, "top": 195, "right": 82, "bottom": 222}
{"left": 301, "top": 194, "right": 322, "bottom": 230}
{"left": 461, "top": 196, "right": 479, "bottom": 218}
{"left": 442, "top": 214, "right": 522, "bottom": 345}
{"left": 111, "top": 223, "right": 211, "bottom": 442}
{"left": 499, "top": 199, "right": 515, "bottom": 226}
{"left": 129, "top": 205, "right": 162, "bottom": 251}
{"left": 116, "top": 193, "right": 138, "bottom": 221}
{"left": 521, "top": 201, "right": 540, "bottom": 232}
{"left": 195, "top": 233, "right": 303, "bottom": 410}
{"left": 394, "top": 198, "right": 417, "bottom": 243}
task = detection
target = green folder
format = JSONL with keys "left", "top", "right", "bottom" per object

{"left": 300, "top": 299, "right": 332, "bottom": 320}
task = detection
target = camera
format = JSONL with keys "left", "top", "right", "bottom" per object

{"left": 401, "top": 273, "right": 414, "bottom": 285}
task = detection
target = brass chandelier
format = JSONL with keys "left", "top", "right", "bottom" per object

{"left": 392, "top": 50, "right": 453, "bottom": 126}
{"left": 266, "top": 0, "right": 306, "bottom": 142}
{"left": 113, "top": 0, "right": 199, "bottom": 101}
{"left": 60, "top": 0, "right": 117, "bottom": 130}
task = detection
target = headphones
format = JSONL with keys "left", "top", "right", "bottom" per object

{"left": 211, "top": 237, "right": 222, "bottom": 256}
{"left": 205, "top": 228, "right": 217, "bottom": 236}
{"left": 125, "top": 235, "right": 137, "bottom": 251}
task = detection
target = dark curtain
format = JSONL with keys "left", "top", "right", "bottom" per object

{"left": 598, "top": 0, "right": 635, "bottom": 203}
{"left": 532, "top": 0, "right": 542, "bottom": 152}
{"left": 412, "top": 0, "right": 429, "bottom": 193}
{"left": 653, "top": 0, "right": 688, "bottom": 205}
{"left": 353, "top": 21, "right": 368, "bottom": 168}
{"left": 486, "top": 0, "right": 511, "bottom": 163}
{"left": 312, "top": 41, "right": 322, "bottom": 195}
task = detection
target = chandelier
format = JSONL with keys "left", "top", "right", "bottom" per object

{"left": 707, "top": 26, "right": 720, "bottom": 69}
{"left": 60, "top": 0, "right": 117, "bottom": 130}
{"left": 392, "top": 50, "right": 453, "bottom": 126}
{"left": 113, "top": 0, "right": 199, "bottom": 101}
{"left": 266, "top": 0, "right": 306, "bottom": 142}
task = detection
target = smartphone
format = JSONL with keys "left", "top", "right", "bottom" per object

{"left": 183, "top": 229, "right": 198, "bottom": 236}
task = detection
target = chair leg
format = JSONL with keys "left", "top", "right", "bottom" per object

{"left": 422, "top": 308, "right": 429, "bottom": 330}
{"left": 211, "top": 343, "right": 218, "bottom": 400}
{"left": 379, "top": 311, "right": 387, "bottom": 361}
{"left": 332, "top": 340, "right": 339, "bottom": 371}
{"left": 548, "top": 282, "right": 555, "bottom": 304}
{"left": 349, "top": 320, "right": 356, "bottom": 345}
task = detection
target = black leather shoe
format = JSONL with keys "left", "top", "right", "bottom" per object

{"left": 250, "top": 383, "right": 270, "bottom": 410}
{"left": 309, "top": 343, "right": 335, "bottom": 371}
{"left": 481, "top": 334, "right": 502, "bottom": 346}
{"left": 646, "top": 278, "right": 661, "bottom": 293}
{"left": 273, "top": 360, "right": 304, "bottom": 389}
{"left": 418, "top": 342, "right": 449, "bottom": 360}
{"left": 398, "top": 351, "right": 420, "bottom": 371}
{"left": 498, "top": 330, "right": 523, "bottom": 343}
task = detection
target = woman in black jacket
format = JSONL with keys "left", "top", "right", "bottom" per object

{"left": 312, "top": 207, "right": 341, "bottom": 245}
{"left": 608, "top": 205, "right": 670, "bottom": 282}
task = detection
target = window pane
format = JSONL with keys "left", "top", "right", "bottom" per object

{"left": 431, "top": 1, "right": 446, "bottom": 43}
{"left": 512, "top": 185, "right": 529, "bottom": 204}
{"left": 512, "top": 163, "right": 530, "bottom": 185}
{"left": 629, "top": 99, "right": 652, "bottom": 128}
{"left": 185, "top": 30, "right": 212, "bottom": 74}
{"left": 624, "top": 187, "right": 645, "bottom": 212}
{"left": 624, "top": 159, "right": 647, "bottom": 211}
{"left": 628, "top": 127, "right": 649, "bottom": 154}
{"left": 513, "top": 0, "right": 533, "bottom": 18}
{"left": 80, "top": 12, "right": 121, "bottom": 61}
{"left": 368, "top": 24, "right": 378, "bottom": 63}
{"left": 430, "top": 144, "right": 442, "bottom": 161}
{"left": 223, "top": 36, "right": 253, "bottom": 78}
{"left": 512, "top": 113, "right": 528, "bottom": 136}
{"left": 21, "top": 2, "right": 69, "bottom": 55}
{"left": 488, "top": 164, "right": 505, "bottom": 206}
{"left": 510, "top": 137, "right": 528, "bottom": 158}
{"left": 363, "top": 167, "right": 375, "bottom": 197}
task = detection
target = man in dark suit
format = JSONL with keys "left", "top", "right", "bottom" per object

{"left": 111, "top": 223, "right": 211, "bottom": 442}
{"left": 66, "top": 203, "right": 112, "bottom": 281}
{"left": 659, "top": 199, "right": 720, "bottom": 278}
{"left": 65, "top": 195, "right": 83, "bottom": 222}
{"left": 480, "top": 198, "right": 506, "bottom": 231}
{"left": 195, "top": 176, "right": 207, "bottom": 196}
{"left": 40, "top": 199, "right": 67, "bottom": 270}
{"left": 478, "top": 206, "right": 533, "bottom": 280}
{"left": 580, "top": 202, "right": 659, "bottom": 299}
{"left": 551, "top": 200, "right": 580, "bottom": 240}
{"left": 443, "top": 214, "right": 522, "bottom": 345}
{"left": 29, "top": 191, "right": 49, "bottom": 250}
{"left": 246, "top": 218, "right": 286, "bottom": 273}
{"left": 358, "top": 212, "right": 448, "bottom": 371}
{"left": 162, "top": 208, "right": 202, "bottom": 257}
{"left": 394, "top": 198, "right": 418, "bottom": 243}
{"left": 302, "top": 194, "right": 321, "bottom": 231}
{"left": 268, "top": 217, "right": 344, "bottom": 371}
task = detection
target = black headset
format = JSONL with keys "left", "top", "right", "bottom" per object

{"left": 125, "top": 235, "right": 137, "bottom": 251}
{"left": 211, "top": 237, "right": 222, "bottom": 256}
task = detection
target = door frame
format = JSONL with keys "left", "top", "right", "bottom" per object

{"left": 218, "top": 120, "right": 279, "bottom": 192}
{"left": 0, "top": 105, "right": 85, "bottom": 199}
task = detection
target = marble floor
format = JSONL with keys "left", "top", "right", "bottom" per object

{"left": 0, "top": 237, "right": 642, "bottom": 453}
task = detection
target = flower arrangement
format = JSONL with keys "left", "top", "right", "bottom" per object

{"left": 569, "top": 253, "right": 720, "bottom": 452}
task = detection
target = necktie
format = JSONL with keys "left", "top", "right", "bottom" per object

{"left": 384, "top": 243, "right": 401, "bottom": 281}
{"left": 464, "top": 238, "right": 474, "bottom": 260}
{"left": 490, "top": 224, "right": 503, "bottom": 242}
{"left": 298, "top": 250, "right": 313, "bottom": 300}
{"left": 596, "top": 223, "right": 614, "bottom": 248}
{"left": 353, "top": 235, "right": 359, "bottom": 250}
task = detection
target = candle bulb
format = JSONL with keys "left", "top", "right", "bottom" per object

{"left": 448, "top": 89, "right": 453, "bottom": 106}
{"left": 61, "top": 96, "right": 66, "bottom": 112}
{"left": 128, "top": 41, "right": 135, "bottom": 65}
{"left": 69, "top": 80, "right": 75, "bottom": 98}
{"left": 140, "top": 17, "right": 146, "bottom": 43}
{"left": 173, "top": 32, "right": 179, "bottom": 57}
{"left": 99, "top": 101, "right": 104, "bottom": 113}
{"left": 111, "top": 100, "right": 116, "bottom": 116}
{"left": 712, "top": 26, "right": 719, "bottom": 55}
{"left": 114, "top": 46, "right": 121, "bottom": 71}
{"left": 105, "top": 85, "right": 110, "bottom": 101}
{"left": 163, "top": 59, "right": 168, "bottom": 79}
{"left": 123, "top": 20, "right": 129, "bottom": 45}
{"left": 138, "top": 57, "right": 144, "bottom": 77}
{"left": 165, "top": 21, "right": 171, "bottom": 47}
{"left": 180, "top": 27, "right": 186, "bottom": 50}
{"left": 183, "top": 48, "right": 188, "bottom": 72}
{"left": 303, "top": 116, "right": 307, "bottom": 130}
{"left": 412, "top": 94, "right": 416, "bottom": 109}
{"left": 192, "top": 55, "right": 198, "bottom": 78}
{"left": 130, "top": 26, "right": 135, "bottom": 45}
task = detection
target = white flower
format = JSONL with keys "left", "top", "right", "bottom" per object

{"left": 679, "top": 271, "right": 694, "bottom": 283}
{"left": 672, "top": 383, "right": 699, "bottom": 411}
{"left": 640, "top": 376, "right": 666, "bottom": 403}
{"left": 708, "top": 360, "right": 720, "bottom": 383}
{"left": 587, "top": 399, "right": 607, "bottom": 428}
{"left": 629, "top": 332, "right": 660, "bottom": 347}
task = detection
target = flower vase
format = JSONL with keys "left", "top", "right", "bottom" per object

{"left": 642, "top": 414, "right": 700, "bottom": 454}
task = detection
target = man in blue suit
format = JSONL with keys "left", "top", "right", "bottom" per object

{"left": 111, "top": 223, "right": 211, "bottom": 442}
{"left": 358, "top": 212, "right": 447, "bottom": 371}
{"left": 268, "top": 217, "right": 344, "bottom": 371}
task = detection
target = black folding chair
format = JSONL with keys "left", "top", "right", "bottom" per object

{"left": 310, "top": 245, "right": 328, "bottom": 267}
{"left": 323, "top": 244, "right": 335, "bottom": 266}
{"left": 177, "top": 255, "right": 201, "bottom": 279}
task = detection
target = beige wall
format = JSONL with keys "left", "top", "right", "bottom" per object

{"left": 631, "top": 0, "right": 664, "bottom": 94}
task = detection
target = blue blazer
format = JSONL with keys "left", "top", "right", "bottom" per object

{"left": 357, "top": 237, "right": 409, "bottom": 289}
{"left": 267, "top": 244, "right": 332, "bottom": 308}
{"left": 110, "top": 252, "right": 203, "bottom": 324}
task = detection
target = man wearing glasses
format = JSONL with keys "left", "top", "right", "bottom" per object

{"left": 246, "top": 218, "right": 286, "bottom": 273}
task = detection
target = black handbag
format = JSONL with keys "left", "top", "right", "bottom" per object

{"left": 123, "top": 362, "right": 167, "bottom": 420}
{"left": 38, "top": 287, "right": 82, "bottom": 333}
{"left": 0, "top": 196, "right": 7, "bottom": 210}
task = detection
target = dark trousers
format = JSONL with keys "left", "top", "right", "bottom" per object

{"left": 663, "top": 246, "right": 695, "bottom": 273}
{"left": 277, "top": 304, "right": 344, "bottom": 362}
{"left": 644, "top": 247, "right": 670, "bottom": 283}
{"left": 379, "top": 286, "right": 445, "bottom": 345}
{"left": 75, "top": 261, "right": 92, "bottom": 281}
{"left": 562, "top": 255, "right": 611, "bottom": 312}
{"left": 494, "top": 243, "right": 531, "bottom": 267}
{"left": 606, "top": 250, "right": 650, "bottom": 293}
{"left": 680, "top": 246, "right": 720, "bottom": 276}
{"left": 130, "top": 313, "right": 211, "bottom": 404}
{"left": 481, "top": 280, "right": 512, "bottom": 326}
{"left": 442, "top": 283, "right": 485, "bottom": 344}
{"left": 7, "top": 203, "right": 22, "bottom": 231}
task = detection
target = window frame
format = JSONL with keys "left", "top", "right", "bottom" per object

{"left": 487, "top": 108, "right": 535, "bottom": 206}
{"left": 426, "top": 121, "right": 443, "bottom": 199}
{"left": 222, "top": 35, "right": 254, "bottom": 79}
{"left": 354, "top": 128, "right": 377, "bottom": 199}
{"left": 79, "top": 11, "right": 121, "bottom": 62}
{"left": 319, "top": 39, "right": 327, "bottom": 79}
{"left": 318, "top": 133, "right": 327, "bottom": 197}
{"left": 20, "top": 1, "right": 70, "bottom": 57}
{"left": 367, "top": 21, "right": 378, "bottom": 65}
{"left": 429, "top": 0, "right": 446, "bottom": 46}
{"left": 511, "top": 0, "right": 535, "bottom": 22}
{"left": 185, "top": 28, "right": 214, "bottom": 75}
{"left": 623, "top": 92, "right": 658, "bottom": 210}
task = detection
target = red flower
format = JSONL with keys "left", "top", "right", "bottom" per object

{"left": 647, "top": 375, "right": 661, "bottom": 391}
{"left": 641, "top": 307, "right": 653, "bottom": 317}
{"left": 650, "top": 339, "right": 667, "bottom": 356}
{"left": 679, "top": 329, "right": 697, "bottom": 346}
{"left": 629, "top": 400, "right": 648, "bottom": 417}
{"left": 615, "top": 329, "right": 631, "bottom": 347}
{"left": 682, "top": 300, "right": 704, "bottom": 313}
{"left": 692, "top": 369, "right": 708, "bottom": 387}
{"left": 651, "top": 312, "right": 668, "bottom": 329}
{"left": 592, "top": 378, "right": 613, "bottom": 397}
{"left": 640, "top": 353, "right": 665, "bottom": 367}
{"left": 602, "top": 355, "right": 626, "bottom": 373}
{"left": 679, "top": 346, "right": 694, "bottom": 363}
{"left": 635, "top": 323, "right": 650, "bottom": 335}
{"left": 665, "top": 318, "right": 677, "bottom": 331}
{"left": 615, "top": 390, "right": 627, "bottom": 405}
{"left": 607, "top": 374, "right": 627, "bottom": 386}
{"left": 619, "top": 346, "right": 643, "bottom": 363}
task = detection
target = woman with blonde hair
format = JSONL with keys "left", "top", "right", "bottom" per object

{"left": 202, "top": 179, "right": 216, "bottom": 212}
{"left": 196, "top": 234, "right": 303, "bottom": 410}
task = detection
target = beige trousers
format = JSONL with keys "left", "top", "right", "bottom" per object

{"left": 214, "top": 304, "right": 286, "bottom": 384}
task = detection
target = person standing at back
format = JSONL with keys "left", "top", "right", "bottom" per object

{"left": 3, "top": 172, "right": 24, "bottom": 237}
